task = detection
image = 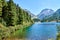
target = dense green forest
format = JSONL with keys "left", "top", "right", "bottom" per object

{"left": 0, "top": 0, "right": 33, "bottom": 40}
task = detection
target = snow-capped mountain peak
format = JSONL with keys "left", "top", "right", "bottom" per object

{"left": 37, "top": 9, "right": 54, "bottom": 20}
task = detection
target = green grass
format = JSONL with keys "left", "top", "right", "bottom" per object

{"left": 0, "top": 22, "right": 33, "bottom": 40}
{"left": 12, "top": 29, "right": 26, "bottom": 38}
{"left": 8, "top": 22, "right": 33, "bottom": 39}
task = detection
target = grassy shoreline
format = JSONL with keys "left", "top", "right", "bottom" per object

{"left": 10, "top": 22, "right": 33, "bottom": 38}
{"left": 0, "top": 22, "right": 33, "bottom": 40}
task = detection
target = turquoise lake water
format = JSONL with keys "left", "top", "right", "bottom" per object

{"left": 26, "top": 22, "right": 57, "bottom": 40}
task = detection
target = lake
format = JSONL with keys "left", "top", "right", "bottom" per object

{"left": 26, "top": 22, "right": 57, "bottom": 40}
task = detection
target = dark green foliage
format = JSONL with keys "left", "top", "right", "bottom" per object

{"left": 16, "top": 5, "right": 23, "bottom": 24}
{"left": 0, "top": 0, "right": 2, "bottom": 23}
{"left": 7, "top": 0, "right": 18, "bottom": 26}
{"left": 0, "top": 0, "right": 2, "bottom": 16}
{"left": 0, "top": 0, "right": 32, "bottom": 26}
{"left": 0, "top": 0, "right": 33, "bottom": 39}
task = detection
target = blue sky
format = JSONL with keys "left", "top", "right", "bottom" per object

{"left": 13, "top": 0, "right": 60, "bottom": 15}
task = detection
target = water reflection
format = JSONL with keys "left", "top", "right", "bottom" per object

{"left": 26, "top": 22, "right": 57, "bottom": 40}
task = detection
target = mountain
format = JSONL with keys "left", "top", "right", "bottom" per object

{"left": 37, "top": 9, "right": 54, "bottom": 20}
{"left": 24, "top": 9, "right": 36, "bottom": 18}
{"left": 51, "top": 9, "right": 60, "bottom": 20}
{"left": 41, "top": 9, "right": 60, "bottom": 22}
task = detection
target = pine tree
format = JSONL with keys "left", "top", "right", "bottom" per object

{"left": 23, "top": 10, "right": 26, "bottom": 22}
{"left": 0, "top": 0, "right": 2, "bottom": 16}
{"left": 6, "top": 0, "right": 18, "bottom": 26}
{"left": 25, "top": 11, "right": 29, "bottom": 22}
{"left": 17, "top": 6, "right": 23, "bottom": 24}
{"left": 0, "top": 0, "right": 2, "bottom": 22}
{"left": 2, "top": 0, "right": 7, "bottom": 6}
{"left": 16, "top": 5, "right": 19, "bottom": 25}
{"left": 2, "top": 0, "right": 8, "bottom": 25}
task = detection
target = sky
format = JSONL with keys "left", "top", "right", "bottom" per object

{"left": 13, "top": 0, "right": 60, "bottom": 15}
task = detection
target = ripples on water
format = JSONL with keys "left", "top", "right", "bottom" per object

{"left": 26, "top": 22, "right": 57, "bottom": 40}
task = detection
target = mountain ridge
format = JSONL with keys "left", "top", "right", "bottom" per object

{"left": 37, "top": 9, "right": 54, "bottom": 20}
